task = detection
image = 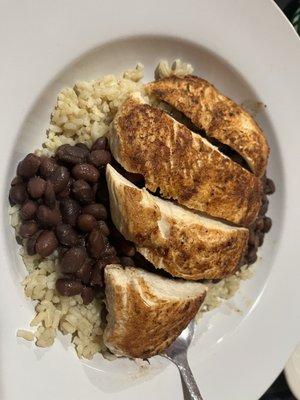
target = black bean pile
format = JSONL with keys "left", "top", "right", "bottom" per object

{"left": 9, "top": 138, "right": 137, "bottom": 305}
{"left": 241, "top": 176, "right": 275, "bottom": 266}
{"left": 9, "top": 136, "right": 275, "bottom": 301}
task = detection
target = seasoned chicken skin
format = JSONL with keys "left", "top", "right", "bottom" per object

{"left": 104, "top": 265, "right": 206, "bottom": 359}
{"left": 106, "top": 165, "right": 249, "bottom": 280}
{"left": 109, "top": 94, "right": 262, "bottom": 226}
{"left": 146, "top": 75, "right": 269, "bottom": 177}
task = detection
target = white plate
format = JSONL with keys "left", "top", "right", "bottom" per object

{"left": 0, "top": 1, "right": 300, "bottom": 399}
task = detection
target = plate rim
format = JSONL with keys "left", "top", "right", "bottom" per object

{"left": 1, "top": 0, "right": 300, "bottom": 399}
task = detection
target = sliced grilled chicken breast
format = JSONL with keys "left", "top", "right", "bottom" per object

{"left": 103, "top": 265, "right": 206, "bottom": 359}
{"left": 106, "top": 165, "right": 248, "bottom": 280}
{"left": 109, "top": 93, "right": 262, "bottom": 226}
{"left": 146, "top": 75, "right": 269, "bottom": 177}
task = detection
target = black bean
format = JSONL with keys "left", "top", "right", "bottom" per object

{"left": 20, "top": 200, "right": 38, "bottom": 220}
{"left": 26, "top": 231, "right": 42, "bottom": 255}
{"left": 97, "top": 220, "right": 110, "bottom": 236}
{"left": 19, "top": 221, "right": 39, "bottom": 238}
{"left": 72, "top": 180, "right": 94, "bottom": 203}
{"left": 39, "top": 157, "right": 58, "bottom": 179}
{"left": 58, "top": 246, "right": 69, "bottom": 258}
{"left": 56, "top": 178, "right": 72, "bottom": 199}
{"left": 120, "top": 256, "right": 135, "bottom": 266}
{"left": 81, "top": 286, "right": 95, "bottom": 305}
{"left": 56, "top": 144, "right": 88, "bottom": 165}
{"left": 27, "top": 177, "right": 46, "bottom": 199}
{"left": 260, "top": 195, "right": 269, "bottom": 216}
{"left": 119, "top": 240, "right": 135, "bottom": 257}
{"left": 35, "top": 230, "right": 58, "bottom": 257}
{"left": 92, "top": 183, "right": 99, "bottom": 199}
{"left": 11, "top": 176, "right": 23, "bottom": 186}
{"left": 91, "top": 137, "right": 107, "bottom": 151}
{"left": 101, "top": 243, "right": 117, "bottom": 258}
{"left": 90, "top": 261, "right": 105, "bottom": 286}
{"left": 101, "top": 255, "right": 120, "bottom": 265}
{"left": 265, "top": 178, "right": 275, "bottom": 195}
{"left": 72, "top": 164, "right": 100, "bottom": 183}
{"left": 82, "top": 203, "right": 107, "bottom": 220}
{"left": 60, "top": 198, "right": 81, "bottom": 226}
{"left": 263, "top": 217, "right": 272, "bottom": 233}
{"left": 49, "top": 166, "right": 70, "bottom": 193}
{"left": 56, "top": 278, "right": 83, "bottom": 296}
{"left": 248, "top": 230, "right": 259, "bottom": 247}
{"left": 37, "top": 205, "right": 61, "bottom": 228}
{"left": 56, "top": 224, "right": 80, "bottom": 247}
{"left": 9, "top": 184, "right": 27, "bottom": 205}
{"left": 246, "top": 246, "right": 258, "bottom": 265}
{"left": 255, "top": 217, "right": 264, "bottom": 232}
{"left": 75, "top": 143, "right": 90, "bottom": 154}
{"left": 59, "top": 246, "right": 86, "bottom": 273}
{"left": 44, "top": 181, "right": 56, "bottom": 208}
{"left": 17, "top": 153, "right": 41, "bottom": 178}
{"left": 258, "top": 231, "right": 265, "bottom": 247}
{"left": 100, "top": 243, "right": 119, "bottom": 265}
{"left": 88, "top": 229, "right": 106, "bottom": 258}
{"left": 75, "top": 260, "right": 93, "bottom": 284}
{"left": 77, "top": 214, "right": 97, "bottom": 232}
{"left": 88, "top": 150, "right": 111, "bottom": 167}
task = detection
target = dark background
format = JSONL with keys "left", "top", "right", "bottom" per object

{"left": 259, "top": 1, "right": 299, "bottom": 399}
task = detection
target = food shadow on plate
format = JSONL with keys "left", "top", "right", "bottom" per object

{"left": 81, "top": 352, "right": 168, "bottom": 393}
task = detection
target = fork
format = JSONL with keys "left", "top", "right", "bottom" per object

{"left": 161, "top": 320, "right": 204, "bottom": 400}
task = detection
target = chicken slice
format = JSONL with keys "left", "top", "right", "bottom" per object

{"left": 109, "top": 93, "right": 262, "bottom": 226}
{"left": 104, "top": 265, "right": 206, "bottom": 359}
{"left": 106, "top": 165, "right": 249, "bottom": 280}
{"left": 146, "top": 75, "right": 269, "bottom": 177}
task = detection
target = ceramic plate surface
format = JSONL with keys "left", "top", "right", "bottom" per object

{"left": 1, "top": 1, "right": 300, "bottom": 399}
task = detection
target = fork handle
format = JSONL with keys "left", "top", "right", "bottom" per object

{"left": 173, "top": 353, "right": 204, "bottom": 400}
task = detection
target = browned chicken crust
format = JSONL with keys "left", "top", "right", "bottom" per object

{"left": 109, "top": 95, "right": 262, "bottom": 226}
{"left": 104, "top": 265, "right": 206, "bottom": 359}
{"left": 146, "top": 75, "right": 269, "bottom": 177}
{"left": 106, "top": 165, "right": 249, "bottom": 280}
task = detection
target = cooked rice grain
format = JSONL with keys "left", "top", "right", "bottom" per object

{"left": 43, "top": 66, "right": 146, "bottom": 155}
{"left": 17, "top": 329, "right": 35, "bottom": 341}
{"left": 155, "top": 59, "right": 194, "bottom": 80}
